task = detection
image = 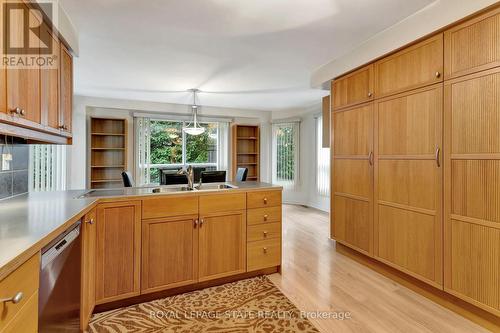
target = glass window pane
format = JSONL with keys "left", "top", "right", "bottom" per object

{"left": 186, "top": 123, "right": 218, "bottom": 164}
{"left": 150, "top": 120, "right": 183, "bottom": 165}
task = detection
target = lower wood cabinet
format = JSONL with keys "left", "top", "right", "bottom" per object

{"left": 198, "top": 211, "right": 247, "bottom": 282}
{"left": 141, "top": 215, "right": 199, "bottom": 293}
{"left": 80, "top": 208, "right": 97, "bottom": 330}
{"left": 95, "top": 201, "right": 141, "bottom": 304}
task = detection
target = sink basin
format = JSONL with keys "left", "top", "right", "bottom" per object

{"left": 195, "top": 183, "right": 238, "bottom": 191}
{"left": 151, "top": 186, "right": 194, "bottom": 193}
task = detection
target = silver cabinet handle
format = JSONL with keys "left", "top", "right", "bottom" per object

{"left": 1, "top": 292, "right": 23, "bottom": 304}
{"left": 368, "top": 151, "right": 374, "bottom": 166}
{"left": 194, "top": 219, "right": 198, "bottom": 228}
{"left": 435, "top": 146, "right": 441, "bottom": 168}
{"left": 85, "top": 218, "right": 94, "bottom": 225}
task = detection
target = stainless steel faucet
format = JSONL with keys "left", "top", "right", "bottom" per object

{"left": 177, "top": 165, "right": 194, "bottom": 190}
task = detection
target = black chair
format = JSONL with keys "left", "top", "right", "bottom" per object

{"left": 121, "top": 171, "right": 134, "bottom": 187}
{"left": 162, "top": 171, "right": 188, "bottom": 185}
{"left": 235, "top": 167, "right": 248, "bottom": 181}
{"left": 200, "top": 170, "right": 226, "bottom": 183}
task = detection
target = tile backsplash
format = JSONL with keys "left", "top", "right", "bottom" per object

{"left": 0, "top": 136, "right": 29, "bottom": 200}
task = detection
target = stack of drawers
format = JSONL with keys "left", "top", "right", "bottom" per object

{"left": 246, "top": 190, "right": 282, "bottom": 271}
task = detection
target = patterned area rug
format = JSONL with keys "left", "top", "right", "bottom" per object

{"left": 89, "top": 276, "right": 319, "bottom": 333}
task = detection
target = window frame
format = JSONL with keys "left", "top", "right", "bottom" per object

{"left": 271, "top": 121, "right": 300, "bottom": 189}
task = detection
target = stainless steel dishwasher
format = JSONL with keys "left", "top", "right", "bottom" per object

{"left": 39, "top": 220, "right": 81, "bottom": 332}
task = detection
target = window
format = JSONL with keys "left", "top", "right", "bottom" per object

{"left": 316, "top": 116, "right": 330, "bottom": 196}
{"left": 272, "top": 122, "right": 299, "bottom": 189}
{"left": 136, "top": 117, "right": 228, "bottom": 185}
{"left": 29, "top": 145, "right": 68, "bottom": 191}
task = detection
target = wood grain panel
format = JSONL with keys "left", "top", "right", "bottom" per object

{"left": 81, "top": 209, "right": 96, "bottom": 331}
{"left": 377, "top": 86, "right": 441, "bottom": 155}
{"left": 444, "top": 7, "right": 500, "bottom": 79}
{"left": 333, "top": 103, "right": 373, "bottom": 156}
{"left": 142, "top": 195, "right": 198, "bottom": 219}
{"left": 1, "top": 291, "right": 38, "bottom": 333}
{"left": 448, "top": 220, "right": 499, "bottom": 311}
{"left": 333, "top": 159, "right": 371, "bottom": 198}
{"left": 96, "top": 201, "right": 141, "bottom": 304}
{"left": 199, "top": 192, "right": 246, "bottom": 213}
{"left": 141, "top": 216, "right": 198, "bottom": 293}
{"left": 247, "top": 206, "right": 282, "bottom": 225}
{"left": 247, "top": 238, "right": 281, "bottom": 271}
{"left": 375, "top": 34, "right": 443, "bottom": 98}
{"left": 333, "top": 196, "right": 371, "bottom": 253}
{"left": 247, "top": 222, "right": 281, "bottom": 242}
{"left": 0, "top": 0, "right": 5, "bottom": 115}
{"left": 246, "top": 190, "right": 281, "bottom": 209}
{"left": 378, "top": 160, "right": 437, "bottom": 211}
{"left": 40, "top": 26, "right": 60, "bottom": 130}
{"left": 332, "top": 65, "right": 373, "bottom": 110}
{"left": 198, "top": 211, "right": 246, "bottom": 282}
{"left": 322, "top": 95, "right": 330, "bottom": 148}
{"left": 378, "top": 205, "right": 437, "bottom": 283}
{"left": 60, "top": 43, "right": 73, "bottom": 132}
{"left": 449, "top": 69, "right": 500, "bottom": 154}
{"left": 452, "top": 160, "right": 500, "bottom": 224}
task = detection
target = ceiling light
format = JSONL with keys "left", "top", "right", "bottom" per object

{"left": 183, "top": 89, "right": 206, "bottom": 136}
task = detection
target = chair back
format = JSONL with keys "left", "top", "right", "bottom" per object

{"left": 161, "top": 171, "right": 188, "bottom": 185}
{"left": 200, "top": 170, "right": 226, "bottom": 183}
{"left": 121, "top": 171, "right": 135, "bottom": 187}
{"left": 236, "top": 167, "right": 248, "bottom": 181}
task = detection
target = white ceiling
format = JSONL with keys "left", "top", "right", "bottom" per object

{"left": 60, "top": 0, "right": 435, "bottom": 111}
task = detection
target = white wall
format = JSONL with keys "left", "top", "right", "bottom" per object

{"left": 69, "top": 95, "right": 273, "bottom": 190}
{"left": 271, "top": 104, "right": 330, "bottom": 212}
{"left": 311, "top": 0, "right": 499, "bottom": 88}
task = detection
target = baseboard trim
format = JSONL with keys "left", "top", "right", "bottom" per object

{"left": 336, "top": 243, "right": 500, "bottom": 332}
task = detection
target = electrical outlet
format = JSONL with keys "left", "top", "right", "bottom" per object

{"left": 2, "top": 153, "right": 12, "bottom": 171}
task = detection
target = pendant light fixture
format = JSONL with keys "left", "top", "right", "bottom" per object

{"left": 183, "top": 89, "right": 206, "bottom": 136}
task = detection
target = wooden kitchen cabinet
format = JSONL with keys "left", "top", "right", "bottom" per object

{"left": 375, "top": 34, "right": 443, "bottom": 98}
{"left": 198, "top": 211, "right": 246, "bottom": 282}
{"left": 80, "top": 208, "right": 97, "bottom": 331}
{"left": 95, "top": 201, "right": 141, "bottom": 304}
{"left": 332, "top": 65, "right": 374, "bottom": 110}
{"left": 6, "top": 4, "right": 41, "bottom": 124}
{"left": 59, "top": 42, "right": 73, "bottom": 134}
{"left": 141, "top": 215, "right": 199, "bottom": 293}
{"left": 375, "top": 84, "right": 443, "bottom": 287}
{"left": 40, "top": 24, "right": 60, "bottom": 130}
{"left": 331, "top": 102, "right": 374, "bottom": 255}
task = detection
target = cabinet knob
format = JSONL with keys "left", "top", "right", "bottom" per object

{"left": 263, "top": 214, "right": 268, "bottom": 221}
{"left": 435, "top": 71, "right": 441, "bottom": 78}
{"left": 19, "top": 109, "right": 25, "bottom": 116}
{"left": 263, "top": 247, "right": 268, "bottom": 254}
{"left": 199, "top": 218, "right": 204, "bottom": 227}
{"left": 263, "top": 231, "right": 268, "bottom": 238}
{"left": 10, "top": 107, "right": 22, "bottom": 115}
{"left": 59, "top": 125, "right": 68, "bottom": 130}
{"left": 194, "top": 219, "right": 199, "bottom": 228}
{"left": 368, "top": 92, "right": 373, "bottom": 98}
{"left": 1, "top": 292, "right": 23, "bottom": 304}
{"left": 263, "top": 197, "right": 268, "bottom": 204}
{"left": 86, "top": 218, "right": 94, "bottom": 225}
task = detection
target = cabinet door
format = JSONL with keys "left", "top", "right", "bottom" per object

{"left": 40, "top": 24, "right": 60, "bottom": 130}
{"left": 59, "top": 43, "right": 73, "bottom": 133}
{"left": 95, "top": 201, "right": 141, "bottom": 304}
{"left": 444, "top": 67, "right": 500, "bottom": 316}
{"left": 198, "top": 211, "right": 246, "bottom": 282}
{"left": 444, "top": 7, "right": 500, "bottom": 79}
{"left": 6, "top": 4, "right": 41, "bottom": 123}
{"left": 80, "top": 208, "right": 96, "bottom": 331}
{"left": 331, "top": 102, "right": 374, "bottom": 255}
{"left": 375, "top": 34, "right": 443, "bottom": 98}
{"left": 375, "top": 85, "right": 443, "bottom": 286}
{"left": 0, "top": 0, "right": 5, "bottom": 115}
{"left": 332, "top": 65, "right": 373, "bottom": 110}
{"left": 142, "top": 215, "right": 198, "bottom": 293}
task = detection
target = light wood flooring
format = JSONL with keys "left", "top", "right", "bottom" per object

{"left": 268, "top": 204, "right": 490, "bottom": 333}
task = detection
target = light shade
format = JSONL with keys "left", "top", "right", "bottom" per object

{"left": 183, "top": 126, "right": 205, "bottom": 135}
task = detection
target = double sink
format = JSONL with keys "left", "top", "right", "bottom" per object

{"left": 77, "top": 183, "right": 238, "bottom": 198}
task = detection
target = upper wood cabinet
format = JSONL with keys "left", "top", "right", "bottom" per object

{"left": 40, "top": 24, "right": 60, "bottom": 131}
{"left": 332, "top": 65, "right": 374, "bottom": 110}
{"left": 59, "top": 43, "right": 73, "bottom": 134}
{"left": 375, "top": 34, "right": 443, "bottom": 98}
{"left": 95, "top": 201, "right": 141, "bottom": 304}
{"left": 141, "top": 215, "right": 199, "bottom": 294}
{"left": 444, "top": 7, "right": 500, "bottom": 79}
{"left": 81, "top": 208, "right": 97, "bottom": 331}
{"left": 444, "top": 67, "right": 500, "bottom": 316}
{"left": 6, "top": 4, "right": 41, "bottom": 124}
{"left": 375, "top": 85, "right": 443, "bottom": 287}
{"left": 321, "top": 95, "right": 330, "bottom": 148}
{"left": 332, "top": 103, "right": 374, "bottom": 255}
{"left": 198, "top": 211, "right": 246, "bottom": 282}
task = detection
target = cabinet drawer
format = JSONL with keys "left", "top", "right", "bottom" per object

{"left": 142, "top": 195, "right": 198, "bottom": 219}
{"left": 247, "top": 190, "right": 281, "bottom": 209}
{"left": 247, "top": 239, "right": 281, "bottom": 271}
{"left": 248, "top": 223, "right": 281, "bottom": 242}
{"left": 247, "top": 206, "right": 282, "bottom": 225}
{"left": 2, "top": 291, "right": 38, "bottom": 333}
{"left": 199, "top": 192, "right": 246, "bottom": 214}
{"left": 0, "top": 255, "right": 39, "bottom": 331}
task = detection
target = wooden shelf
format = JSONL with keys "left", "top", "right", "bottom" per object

{"left": 91, "top": 133, "right": 125, "bottom": 136}
{"left": 237, "top": 137, "right": 257, "bottom": 140}
{"left": 237, "top": 153, "right": 258, "bottom": 155}
{"left": 232, "top": 124, "right": 260, "bottom": 181}
{"left": 91, "top": 148, "right": 125, "bottom": 150}
{"left": 238, "top": 163, "right": 257, "bottom": 165}
{"left": 91, "top": 165, "right": 125, "bottom": 168}
{"left": 91, "top": 179, "right": 122, "bottom": 183}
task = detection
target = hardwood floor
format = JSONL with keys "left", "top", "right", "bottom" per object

{"left": 268, "top": 204, "right": 489, "bottom": 333}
